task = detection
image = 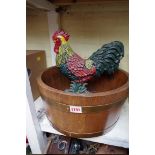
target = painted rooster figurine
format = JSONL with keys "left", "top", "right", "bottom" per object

{"left": 52, "top": 30, "right": 124, "bottom": 93}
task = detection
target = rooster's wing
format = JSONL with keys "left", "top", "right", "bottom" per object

{"left": 67, "top": 53, "right": 96, "bottom": 82}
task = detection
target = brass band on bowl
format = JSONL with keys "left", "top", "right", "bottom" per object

{"left": 46, "top": 98, "right": 126, "bottom": 113}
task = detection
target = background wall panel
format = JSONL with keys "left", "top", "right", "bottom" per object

{"left": 26, "top": 11, "right": 52, "bottom": 67}
{"left": 61, "top": 2, "right": 129, "bottom": 71}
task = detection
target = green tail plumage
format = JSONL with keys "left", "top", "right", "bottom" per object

{"left": 89, "top": 41, "right": 124, "bottom": 77}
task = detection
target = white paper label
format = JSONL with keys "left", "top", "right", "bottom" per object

{"left": 69, "top": 106, "right": 82, "bottom": 113}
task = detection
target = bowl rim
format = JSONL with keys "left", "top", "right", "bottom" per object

{"left": 37, "top": 66, "right": 129, "bottom": 98}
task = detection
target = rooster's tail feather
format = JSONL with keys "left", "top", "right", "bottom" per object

{"left": 89, "top": 41, "right": 124, "bottom": 77}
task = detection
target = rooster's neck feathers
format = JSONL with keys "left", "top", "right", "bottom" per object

{"left": 56, "top": 42, "right": 74, "bottom": 67}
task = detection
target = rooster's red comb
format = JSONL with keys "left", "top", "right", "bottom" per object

{"left": 52, "top": 30, "right": 70, "bottom": 41}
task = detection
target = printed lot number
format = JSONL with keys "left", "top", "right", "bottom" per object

{"left": 69, "top": 106, "right": 82, "bottom": 113}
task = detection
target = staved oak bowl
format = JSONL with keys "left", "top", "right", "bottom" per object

{"left": 37, "top": 66, "right": 128, "bottom": 138}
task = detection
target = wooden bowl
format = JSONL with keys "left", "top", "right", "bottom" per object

{"left": 37, "top": 66, "right": 128, "bottom": 138}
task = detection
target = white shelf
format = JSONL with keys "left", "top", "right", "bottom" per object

{"left": 35, "top": 97, "right": 129, "bottom": 148}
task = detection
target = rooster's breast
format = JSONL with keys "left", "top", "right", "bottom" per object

{"left": 59, "top": 63, "right": 78, "bottom": 81}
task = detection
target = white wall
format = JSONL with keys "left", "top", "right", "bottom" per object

{"left": 26, "top": 10, "right": 52, "bottom": 67}
{"left": 61, "top": 2, "right": 129, "bottom": 71}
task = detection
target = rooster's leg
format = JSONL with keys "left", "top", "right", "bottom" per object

{"left": 64, "top": 81, "right": 89, "bottom": 93}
